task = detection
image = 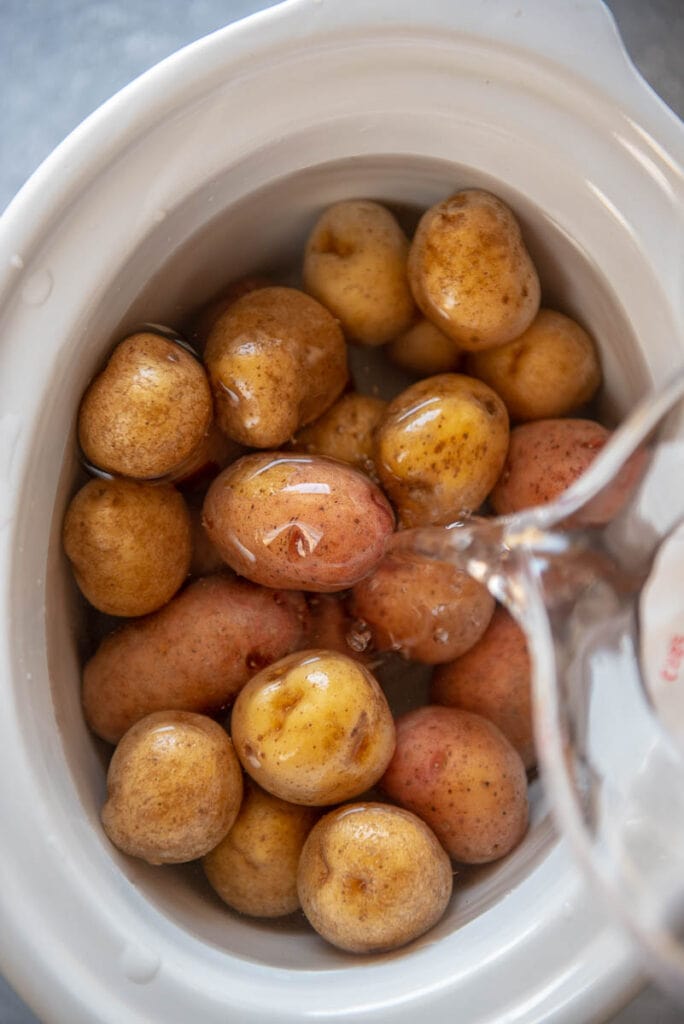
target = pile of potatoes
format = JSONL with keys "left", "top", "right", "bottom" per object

{"left": 64, "top": 188, "right": 614, "bottom": 955}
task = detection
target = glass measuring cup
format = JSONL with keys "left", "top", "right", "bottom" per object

{"left": 395, "top": 368, "right": 684, "bottom": 1003}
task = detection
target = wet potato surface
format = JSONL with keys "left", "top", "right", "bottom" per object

{"left": 64, "top": 184, "right": 615, "bottom": 955}
{"left": 202, "top": 452, "right": 395, "bottom": 591}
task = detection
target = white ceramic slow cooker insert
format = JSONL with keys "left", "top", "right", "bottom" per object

{"left": 0, "top": 1, "right": 682, "bottom": 1021}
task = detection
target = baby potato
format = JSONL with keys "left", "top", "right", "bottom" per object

{"left": 303, "top": 200, "right": 416, "bottom": 345}
{"left": 375, "top": 373, "right": 509, "bottom": 527}
{"left": 83, "top": 574, "right": 307, "bottom": 744}
{"left": 101, "top": 711, "right": 243, "bottom": 865}
{"left": 387, "top": 318, "right": 461, "bottom": 377}
{"left": 382, "top": 705, "right": 528, "bottom": 863}
{"left": 297, "top": 802, "right": 452, "bottom": 954}
{"left": 431, "top": 606, "right": 535, "bottom": 770}
{"left": 203, "top": 778, "right": 320, "bottom": 918}
{"left": 408, "top": 189, "right": 540, "bottom": 351}
{"left": 188, "top": 507, "right": 226, "bottom": 577}
{"left": 204, "top": 286, "right": 348, "bottom": 448}
{"left": 489, "top": 417, "right": 642, "bottom": 524}
{"left": 291, "top": 392, "right": 387, "bottom": 476}
{"left": 63, "top": 477, "right": 191, "bottom": 617}
{"left": 351, "top": 551, "right": 494, "bottom": 664}
{"left": 303, "top": 595, "right": 372, "bottom": 663}
{"left": 465, "top": 309, "right": 602, "bottom": 421}
{"left": 78, "top": 331, "right": 213, "bottom": 480}
{"left": 202, "top": 453, "right": 395, "bottom": 592}
{"left": 231, "top": 650, "right": 396, "bottom": 805}
{"left": 187, "top": 275, "right": 271, "bottom": 352}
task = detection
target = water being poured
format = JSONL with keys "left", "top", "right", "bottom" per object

{"left": 395, "top": 367, "right": 684, "bottom": 1004}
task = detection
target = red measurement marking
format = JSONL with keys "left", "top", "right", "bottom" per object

{"left": 660, "top": 634, "right": 684, "bottom": 683}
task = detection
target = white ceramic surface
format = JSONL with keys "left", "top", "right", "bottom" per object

{"left": 0, "top": 0, "right": 682, "bottom": 1021}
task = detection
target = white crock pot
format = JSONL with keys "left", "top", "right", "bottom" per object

{"left": 0, "top": 1, "right": 682, "bottom": 1021}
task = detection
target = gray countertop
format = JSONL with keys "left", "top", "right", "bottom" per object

{"left": 1, "top": 1, "right": 683, "bottom": 1021}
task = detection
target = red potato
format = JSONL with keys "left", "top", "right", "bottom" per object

{"left": 202, "top": 453, "right": 395, "bottom": 592}
{"left": 350, "top": 551, "right": 494, "bottom": 664}
{"left": 303, "top": 595, "right": 373, "bottom": 664}
{"left": 431, "top": 606, "right": 535, "bottom": 770}
{"left": 381, "top": 705, "right": 528, "bottom": 863}
{"left": 490, "top": 418, "right": 644, "bottom": 524}
{"left": 83, "top": 574, "right": 307, "bottom": 744}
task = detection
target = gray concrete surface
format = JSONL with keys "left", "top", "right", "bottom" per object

{"left": 1, "top": 0, "right": 682, "bottom": 1021}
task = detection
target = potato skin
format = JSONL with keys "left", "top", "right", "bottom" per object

{"left": 408, "top": 190, "right": 540, "bottom": 351}
{"left": 204, "top": 286, "right": 348, "bottom": 447}
{"left": 83, "top": 574, "right": 307, "bottom": 744}
{"left": 431, "top": 606, "right": 535, "bottom": 770}
{"left": 203, "top": 778, "right": 319, "bottom": 917}
{"left": 297, "top": 802, "right": 452, "bottom": 953}
{"left": 168, "top": 422, "right": 243, "bottom": 492}
{"left": 188, "top": 507, "right": 226, "bottom": 578}
{"left": 63, "top": 478, "right": 191, "bottom": 617}
{"left": 202, "top": 453, "right": 395, "bottom": 592}
{"left": 303, "top": 200, "right": 416, "bottom": 346}
{"left": 375, "top": 373, "right": 509, "bottom": 527}
{"left": 187, "top": 275, "right": 271, "bottom": 352}
{"left": 381, "top": 706, "right": 528, "bottom": 863}
{"left": 303, "top": 595, "right": 372, "bottom": 664}
{"left": 101, "top": 711, "right": 243, "bottom": 865}
{"left": 292, "top": 393, "right": 386, "bottom": 477}
{"left": 78, "top": 332, "right": 213, "bottom": 480}
{"left": 351, "top": 552, "right": 494, "bottom": 664}
{"left": 231, "top": 650, "right": 396, "bottom": 805}
{"left": 465, "top": 309, "right": 602, "bottom": 421}
{"left": 490, "top": 418, "right": 647, "bottom": 525}
{"left": 387, "top": 318, "right": 461, "bottom": 377}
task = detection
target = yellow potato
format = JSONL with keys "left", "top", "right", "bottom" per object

{"left": 431, "top": 606, "right": 535, "bottom": 770}
{"left": 78, "top": 331, "right": 213, "bottom": 479}
{"left": 465, "top": 308, "right": 602, "bottom": 420}
{"left": 303, "top": 200, "right": 416, "bottom": 345}
{"left": 375, "top": 373, "right": 509, "bottom": 527}
{"left": 101, "top": 711, "right": 243, "bottom": 865}
{"left": 351, "top": 551, "right": 494, "bottom": 664}
{"left": 63, "top": 477, "right": 191, "bottom": 617}
{"left": 231, "top": 650, "right": 396, "bottom": 805}
{"left": 387, "top": 318, "right": 461, "bottom": 376}
{"left": 408, "top": 189, "right": 540, "bottom": 351}
{"left": 297, "top": 802, "right": 453, "bottom": 953}
{"left": 203, "top": 778, "right": 320, "bottom": 918}
{"left": 382, "top": 706, "right": 528, "bottom": 863}
{"left": 204, "top": 286, "right": 348, "bottom": 448}
{"left": 291, "top": 392, "right": 386, "bottom": 477}
{"left": 186, "top": 275, "right": 271, "bottom": 352}
{"left": 202, "top": 453, "right": 395, "bottom": 592}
